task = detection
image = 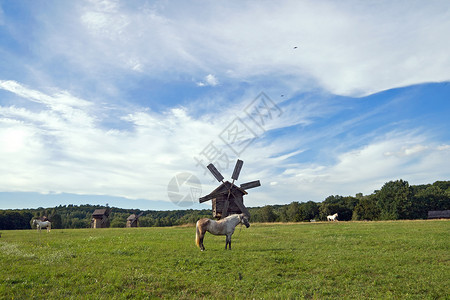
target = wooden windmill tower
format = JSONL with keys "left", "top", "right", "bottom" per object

{"left": 126, "top": 212, "right": 144, "bottom": 228}
{"left": 199, "top": 159, "right": 260, "bottom": 219}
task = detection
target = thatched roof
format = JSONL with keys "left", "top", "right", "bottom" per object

{"left": 92, "top": 208, "right": 109, "bottom": 217}
{"left": 207, "top": 181, "right": 247, "bottom": 197}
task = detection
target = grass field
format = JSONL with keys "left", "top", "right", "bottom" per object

{"left": 0, "top": 220, "right": 449, "bottom": 299}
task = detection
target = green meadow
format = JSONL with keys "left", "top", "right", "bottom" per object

{"left": 0, "top": 220, "right": 448, "bottom": 299}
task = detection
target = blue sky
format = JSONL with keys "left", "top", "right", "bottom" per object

{"left": 0, "top": 0, "right": 449, "bottom": 210}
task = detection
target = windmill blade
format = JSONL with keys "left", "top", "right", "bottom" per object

{"left": 233, "top": 197, "right": 251, "bottom": 217}
{"left": 226, "top": 187, "right": 250, "bottom": 217}
{"left": 137, "top": 212, "right": 144, "bottom": 218}
{"left": 220, "top": 181, "right": 234, "bottom": 219}
{"left": 231, "top": 159, "right": 244, "bottom": 181}
{"left": 221, "top": 197, "right": 230, "bottom": 219}
{"left": 240, "top": 180, "right": 261, "bottom": 190}
{"left": 207, "top": 163, "right": 224, "bottom": 182}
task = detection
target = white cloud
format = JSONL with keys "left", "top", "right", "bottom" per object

{"left": 0, "top": 82, "right": 233, "bottom": 202}
{"left": 196, "top": 74, "right": 219, "bottom": 87}
{"left": 205, "top": 74, "right": 218, "bottom": 86}
{"left": 22, "top": 1, "right": 450, "bottom": 97}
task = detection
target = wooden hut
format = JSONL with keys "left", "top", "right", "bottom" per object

{"left": 201, "top": 181, "right": 248, "bottom": 219}
{"left": 126, "top": 212, "right": 143, "bottom": 228}
{"left": 91, "top": 208, "right": 110, "bottom": 228}
{"left": 427, "top": 210, "right": 450, "bottom": 219}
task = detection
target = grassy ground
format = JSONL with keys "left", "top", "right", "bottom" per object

{"left": 0, "top": 220, "right": 448, "bottom": 299}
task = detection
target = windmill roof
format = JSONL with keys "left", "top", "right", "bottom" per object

{"left": 92, "top": 208, "right": 109, "bottom": 217}
{"left": 208, "top": 181, "right": 248, "bottom": 196}
{"left": 127, "top": 214, "right": 136, "bottom": 221}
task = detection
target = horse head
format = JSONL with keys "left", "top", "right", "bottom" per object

{"left": 240, "top": 214, "right": 250, "bottom": 228}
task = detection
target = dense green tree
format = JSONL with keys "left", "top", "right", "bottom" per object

{"left": 323, "top": 195, "right": 344, "bottom": 205}
{"left": 320, "top": 195, "right": 356, "bottom": 221}
{"left": 352, "top": 196, "right": 380, "bottom": 220}
{"left": 411, "top": 185, "right": 449, "bottom": 219}
{"left": 433, "top": 181, "right": 450, "bottom": 191}
{"left": 0, "top": 211, "right": 33, "bottom": 230}
{"left": 1, "top": 180, "right": 449, "bottom": 230}
{"left": 110, "top": 217, "right": 126, "bottom": 228}
{"left": 48, "top": 208, "right": 62, "bottom": 229}
{"left": 258, "top": 205, "right": 277, "bottom": 222}
{"left": 286, "top": 202, "right": 301, "bottom": 222}
{"left": 277, "top": 206, "right": 289, "bottom": 222}
{"left": 375, "top": 179, "right": 411, "bottom": 220}
{"left": 319, "top": 203, "right": 352, "bottom": 221}
{"left": 298, "top": 201, "right": 319, "bottom": 221}
{"left": 49, "top": 213, "right": 63, "bottom": 229}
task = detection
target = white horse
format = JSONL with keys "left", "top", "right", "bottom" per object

{"left": 196, "top": 214, "right": 250, "bottom": 251}
{"left": 327, "top": 213, "right": 338, "bottom": 221}
{"left": 33, "top": 219, "right": 51, "bottom": 232}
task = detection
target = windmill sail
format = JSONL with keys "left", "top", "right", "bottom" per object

{"left": 240, "top": 180, "right": 261, "bottom": 190}
{"left": 207, "top": 163, "right": 224, "bottom": 182}
{"left": 231, "top": 159, "right": 244, "bottom": 181}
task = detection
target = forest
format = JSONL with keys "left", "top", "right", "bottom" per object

{"left": 1, "top": 179, "right": 449, "bottom": 230}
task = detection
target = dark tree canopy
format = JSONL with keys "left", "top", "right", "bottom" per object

{"left": 1, "top": 180, "right": 449, "bottom": 229}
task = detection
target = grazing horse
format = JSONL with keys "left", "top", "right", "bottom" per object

{"left": 327, "top": 213, "right": 338, "bottom": 221}
{"left": 196, "top": 214, "right": 250, "bottom": 251}
{"left": 32, "top": 219, "right": 51, "bottom": 232}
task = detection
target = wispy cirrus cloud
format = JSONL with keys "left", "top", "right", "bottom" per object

{"left": 7, "top": 1, "right": 449, "bottom": 99}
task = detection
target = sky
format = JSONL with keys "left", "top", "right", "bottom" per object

{"left": 0, "top": 0, "right": 449, "bottom": 211}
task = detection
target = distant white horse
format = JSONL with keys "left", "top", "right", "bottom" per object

{"left": 327, "top": 213, "right": 338, "bottom": 221}
{"left": 196, "top": 214, "right": 250, "bottom": 251}
{"left": 33, "top": 219, "right": 51, "bottom": 232}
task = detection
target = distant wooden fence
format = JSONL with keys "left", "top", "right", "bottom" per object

{"left": 427, "top": 210, "right": 450, "bottom": 219}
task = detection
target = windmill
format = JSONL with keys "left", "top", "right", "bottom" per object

{"left": 199, "top": 159, "right": 260, "bottom": 219}
{"left": 126, "top": 212, "right": 144, "bottom": 228}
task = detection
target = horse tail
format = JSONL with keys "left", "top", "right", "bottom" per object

{"left": 195, "top": 221, "right": 201, "bottom": 248}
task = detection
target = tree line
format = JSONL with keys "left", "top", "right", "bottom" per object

{"left": 1, "top": 179, "right": 449, "bottom": 230}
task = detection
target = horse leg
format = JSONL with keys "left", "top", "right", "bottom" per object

{"left": 200, "top": 234, "right": 206, "bottom": 251}
{"left": 197, "top": 229, "right": 206, "bottom": 251}
{"left": 225, "top": 234, "right": 232, "bottom": 250}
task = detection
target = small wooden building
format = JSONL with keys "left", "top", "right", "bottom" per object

{"left": 427, "top": 210, "right": 450, "bottom": 219}
{"left": 201, "top": 181, "right": 248, "bottom": 219}
{"left": 126, "top": 212, "right": 143, "bottom": 228}
{"left": 91, "top": 208, "right": 110, "bottom": 228}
